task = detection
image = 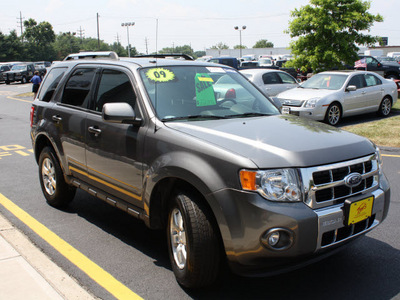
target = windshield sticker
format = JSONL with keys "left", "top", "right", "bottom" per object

{"left": 206, "top": 67, "right": 225, "bottom": 73}
{"left": 146, "top": 68, "right": 175, "bottom": 82}
{"left": 195, "top": 73, "right": 216, "bottom": 107}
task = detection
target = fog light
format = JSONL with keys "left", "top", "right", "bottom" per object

{"left": 261, "top": 228, "right": 294, "bottom": 251}
{"left": 268, "top": 232, "right": 280, "bottom": 246}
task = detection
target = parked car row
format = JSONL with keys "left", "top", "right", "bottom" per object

{"left": 0, "top": 61, "right": 51, "bottom": 84}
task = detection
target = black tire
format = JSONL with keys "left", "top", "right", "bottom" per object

{"left": 377, "top": 97, "right": 392, "bottom": 117}
{"left": 5, "top": 80, "right": 10, "bottom": 85}
{"left": 167, "top": 188, "right": 221, "bottom": 288}
{"left": 21, "top": 76, "right": 27, "bottom": 84}
{"left": 38, "top": 147, "right": 76, "bottom": 208}
{"left": 324, "top": 102, "right": 341, "bottom": 126}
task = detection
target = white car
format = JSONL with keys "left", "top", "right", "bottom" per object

{"left": 240, "top": 69, "right": 299, "bottom": 96}
{"left": 275, "top": 71, "right": 398, "bottom": 126}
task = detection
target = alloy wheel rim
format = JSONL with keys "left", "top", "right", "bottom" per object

{"left": 42, "top": 158, "right": 56, "bottom": 196}
{"left": 328, "top": 106, "right": 340, "bottom": 125}
{"left": 382, "top": 99, "right": 391, "bottom": 115}
{"left": 170, "top": 207, "right": 187, "bottom": 270}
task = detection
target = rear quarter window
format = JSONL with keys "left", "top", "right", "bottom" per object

{"left": 37, "top": 67, "right": 68, "bottom": 102}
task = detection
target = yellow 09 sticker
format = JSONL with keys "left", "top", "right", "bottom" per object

{"left": 146, "top": 68, "right": 175, "bottom": 82}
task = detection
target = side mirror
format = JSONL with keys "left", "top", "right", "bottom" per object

{"left": 377, "top": 63, "right": 382, "bottom": 67}
{"left": 346, "top": 85, "right": 357, "bottom": 92}
{"left": 102, "top": 102, "right": 142, "bottom": 125}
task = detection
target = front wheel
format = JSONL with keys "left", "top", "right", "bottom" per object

{"left": 21, "top": 76, "right": 27, "bottom": 84}
{"left": 378, "top": 97, "right": 392, "bottom": 117}
{"left": 324, "top": 103, "right": 341, "bottom": 126}
{"left": 38, "top": 147, "right": 76, "bottom": 208}
{"left": 167, "top": 189, "right": 221, "bottom": 288}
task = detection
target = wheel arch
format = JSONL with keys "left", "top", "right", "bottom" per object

{"left": 33, "top": 133, "right": 67, "bottom": 175}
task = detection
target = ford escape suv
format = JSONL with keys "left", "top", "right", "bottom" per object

{"left": 30, "top": 52, "right": 390, "bottom": 288}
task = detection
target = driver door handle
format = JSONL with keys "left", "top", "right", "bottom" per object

{"left": 52, "top": 115, "right": 62, "bottom": 123}
{"left": 88, "top": 126, "right": 102, "bottom": 136}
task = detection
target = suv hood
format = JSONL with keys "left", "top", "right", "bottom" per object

{"left": 165, "top": 115, "right": 375, "bottom": 168}
{"left": 276, "top": 87, "right": 338, "bottom": 100}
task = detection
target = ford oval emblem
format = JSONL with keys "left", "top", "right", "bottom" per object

{"left": 344, "top": 173, "right": 363, "bottom": 188}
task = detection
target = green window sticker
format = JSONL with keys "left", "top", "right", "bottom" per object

{"left": 146, "top": 68, "right": 175, "bottom": 82}
{"left": 195, "top": 73, "right": 216, "bottom": 106}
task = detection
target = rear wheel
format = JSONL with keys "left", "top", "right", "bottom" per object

{"left": 324, "top": 102, "right": 342, "bottom": 126}
{"left": 38, "top": 147, "right": 76, "bottom": 208}
{"left": 167, "top": 188, "right": 221, "bottom": 288}
{"left": 378, "top": 97, "right": 392, "bottom": 117}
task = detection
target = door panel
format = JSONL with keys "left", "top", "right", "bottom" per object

{"left": 85, "top": 68, "right": 144, "bottom": 207}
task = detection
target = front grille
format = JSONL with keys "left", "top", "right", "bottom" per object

{"left": 280, "top": 99, "right": 304, "bottom": 107}
{"left": 301, "top": 154, "right": 379, "bottom": 209}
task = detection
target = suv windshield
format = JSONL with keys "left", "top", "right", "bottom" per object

{"left": 139, "top": 66, "right": 279, "bottom": 121}
{"left": 11, "top": 65, "right": 27, "bottom": 71}
{"left": 301, "top": 73, "right": 348, "bottom": 90}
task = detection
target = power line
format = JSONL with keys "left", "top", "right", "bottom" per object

{"left": 16, "top": 11, "right": 24, "bottom": 41}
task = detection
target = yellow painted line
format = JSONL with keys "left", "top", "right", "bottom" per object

{"left": 382, "top": 154, "right": 400, "bottom": 158}
{"left": 0, "top": 193, "right": 143, "bottom": 300}
{"left": 6, "top": 96, "right": 33, "bottom": 103}
{"left": 15, "top": 150, "right": 30, "bottom": 156}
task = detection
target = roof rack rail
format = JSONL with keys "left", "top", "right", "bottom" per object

{"left": 63, "top": 51, "right": 119, "bottom": 61}
{"left": 133, "top": 54, "right": 194, "bottom": 61}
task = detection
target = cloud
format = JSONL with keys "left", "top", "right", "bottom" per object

{"left": 44, "top": 0, "right": 64, "bottom": 13}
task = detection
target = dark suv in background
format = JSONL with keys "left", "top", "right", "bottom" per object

{"left": 0, "top": 64, "right": 11, "bottom": 82}
{"left": 30, "top": 52, "right": 390, "bottom": 288}
{"left": 5, "top": 63, "right": 35, "bottom": 84}
{"left": 356, "top": 55, "right": 400, "bottom": 79}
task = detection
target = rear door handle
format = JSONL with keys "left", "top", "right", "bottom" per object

{"left": 52, "top": 115, "right": 62, "bottom": 123}
{"left": 88, "top": 126, "right": 102, "bottom": 136}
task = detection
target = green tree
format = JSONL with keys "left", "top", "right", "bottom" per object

{"left": 286, "top": 0, "right": 383, "bottom": 72}
{"left": 211, "top": 42, "right": 229, "bottom": 50}
{"left": 194, "top": 51, "right": 206, "bottom": 59}
{"left": 159, "top": 44, "right": 194, "bottom": 57}
{"left": 253, "top": 39, "right": 274, "bottom": 48}
{"left": 233, "top": 45, "right": 247, "bottom": 49}
{"left": 23, "top": 18, "right": 56, "bottom": 61}
{"left": 0, "top": 30, "right": 24, "bottom": 61}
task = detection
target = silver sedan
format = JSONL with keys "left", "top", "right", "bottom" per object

{"left": 240, "top": 69, "right": 299, "bottom": 97}
{"left": 275, "top": 70, "right": 398, "bottom": 126}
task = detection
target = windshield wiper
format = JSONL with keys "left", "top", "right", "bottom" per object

{"left": 223, "top": 112, "right": 272, "bottom": 118}
{"left": 161, "top": 115, "right": 228, "bottom": 121}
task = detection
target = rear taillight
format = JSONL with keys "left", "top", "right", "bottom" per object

{"left": 30, "top": 106, "right": 34, "bottom": 127}
{"left": 225, "top": 88, "right": 236, "bottom": 99}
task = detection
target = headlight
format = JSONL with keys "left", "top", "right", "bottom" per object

{"left": 240, "top": 169, "right": 302, "bottom": 202}
{"left": 376, "top": 147, "right": 383, "bottom": 175}
{"left": 304, "top": 98, "right": 320, "bottom": 108}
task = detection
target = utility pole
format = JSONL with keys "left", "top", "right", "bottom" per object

{"left": 116, "top": 33, "right": 120, "bottom": 45}
{"left": 145, "top": 37, "right": 149, "bottom": 54}
{"left": 77, "top": 26, "right": 85, "bottom": 43}
{"left": 97, "top": 13, "right": 100, "bottom": 50}
{"left": 17, "top": 11, "right": 24, "bottom": 42}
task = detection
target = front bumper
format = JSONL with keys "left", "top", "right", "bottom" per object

{"left": 282, "top": 105, "right": 326, "bottom": 121}
{"left": 210, "top": 174, "right": 390, "bottom": 276}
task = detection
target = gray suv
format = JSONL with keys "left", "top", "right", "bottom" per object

{"left": 30, "top": 52, "right": 390, "bottom": 288}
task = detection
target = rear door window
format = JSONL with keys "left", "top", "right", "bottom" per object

{"left": 61, "top": 68, "right": 97, "bottom": 108}
{"left": 37, "top": 67, "right": 67, "bottom": 102}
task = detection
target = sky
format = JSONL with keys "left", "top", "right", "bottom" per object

{"left": 1, "top": 0, "right": 399, "bottom": 54}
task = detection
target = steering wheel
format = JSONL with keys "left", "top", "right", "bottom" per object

{"left": 218, "top": 98, "right": 237, "bottom": 106}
